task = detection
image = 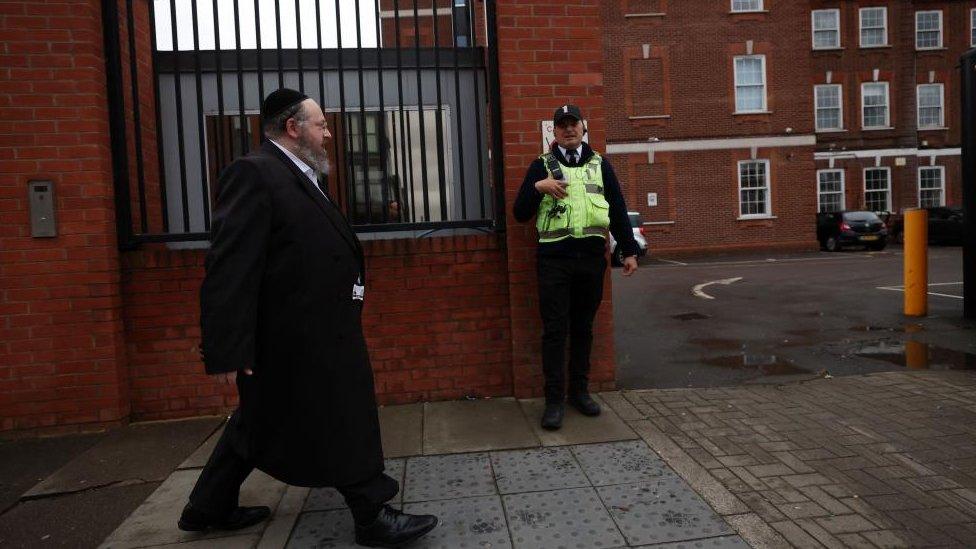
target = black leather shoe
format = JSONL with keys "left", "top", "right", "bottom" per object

{"left": 568, "top": 393, "right": 601, "bottom": 416}
{"left": 355, "top": 505, "right": 438, "bottom": 548}
{"left": 541, "top": 402, "right": 565, "bottom": 430}
{"left": 177, "top": 503, "right": 270, "bottom": 532}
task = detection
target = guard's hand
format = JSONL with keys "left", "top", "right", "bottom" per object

{"left": 535, "top": 177, "right": 568, "bottom": 200}
{"left": 622, "top": 256, "right": 638, "bottom": 276}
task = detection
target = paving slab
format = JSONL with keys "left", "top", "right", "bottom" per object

{"left": 256, "top": 486, "right": 309, "bottom": 549}
{"left": 151, "top": 534, "right": 261, "bottom": 548}
{"left": 633, "top": 536, "right": 750, "bottom": 548}
{"left": 27, "top": 418, "right": 222, "bottom": 498}
{"left": 597, "top": 479, "right": 734, "bottom": 546}
{"left": 521, "top": 395, "right": 638, "bottom": 447}
{"left": 502, "top": 486, "right": 625, "bottom": 549}
{"left": 402, "top": 495, "right": 511, "bottom": 549}
{"left": 422, "top": 398, "right": 538, "bottom": 455}
{"left": 402, "top": 453, "right": 495, "bottom": 503}
{"left": 490, "top": 447, "right": 589, "bottom": 494}
{"left": 572, "top": 440, "right": 676, "bottom": 486}
{"left": 178, "top": 422, "right": 226, "bottom": 470}
{"left": 286, "top": 509, "right": 356, "bottom": 549}
{"left": 0, "top": 430, "right": 104, "bottom": 512}
{"left": 378, "top": 403, "right": 423, "bottom": 458}
{"left": 99, "top": 469, "right": 286, "bottom": 548}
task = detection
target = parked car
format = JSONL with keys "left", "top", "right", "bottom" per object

{"left": 816, "top": 211, "right": 888, "bottom": 251}
{"left": 889, "top": 206, "right": 963, "bottom": 245}
{"left": 609, "top": 211, "right": 648, "bottom": 265}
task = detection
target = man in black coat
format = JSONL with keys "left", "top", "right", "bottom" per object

{"left": 178, "top": 89, "right": 437, "bottom": 548}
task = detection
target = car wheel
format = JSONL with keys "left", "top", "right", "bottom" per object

{"left": 825, "top": 236, "right": 840, "bottom": 252}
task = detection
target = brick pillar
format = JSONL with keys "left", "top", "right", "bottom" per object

{"left": 497, "top": 1, "right": 616, "bottom": 399}
{"left": 0, "top": 0, "right": 129, "bottom": 432}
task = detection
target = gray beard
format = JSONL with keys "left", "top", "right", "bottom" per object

{"left": 295, "top": 138, "right": 330, "bottom": 176}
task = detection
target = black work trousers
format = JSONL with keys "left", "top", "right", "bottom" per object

{"left": 187, "top": 418, "right": 397, "bottom": 526}
{"left": 536, "top": 253, "right": 607, "bottom": 404}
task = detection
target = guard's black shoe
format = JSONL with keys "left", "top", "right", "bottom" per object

{"left": 568, "top": 393, "right": 601, "bottom": 416}
{"left": 355, "top": 505, "right": 438, "bottom": 548}
{"left": 541, "top": 402, "right": 565, "bottom": 430}
{"left": 177, "top": 503, "right": 270, "bottom": 532}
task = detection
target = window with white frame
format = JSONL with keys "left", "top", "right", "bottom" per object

{"left": 815, "top": 84, "right": 843, "bottom": 131}
{"left": 917, "top": 84, "right": 944, "bottom": 129}
{"left": 734, "top": 56, "right": 766, "bottom": 113}
{"left": 812, "top": 10, "right": 841, "bottom": 49}
{"left": 971, "top": 9, "right": 975, "bottom": 47}
{"left": 861, "top": 82, "right": 889, "bottom": 129}
{"left": 818, "top": 170, "right": 845, "bottom": 213}
{"left": 918, "top": 166, "right": 945, "bottom": 207}
{"left": 738, "top": 160, "right": 770, "bottom": 217}
{"left": 864, "top": 167, "right": 891, "bottom": 212}
{"left": 860, "top": 7, "right": 888, "bottom": 47}
{"left": 731, "top": 0, "right": 762, "bottom": 13}
{"left": 915, "top": 11, "right": 943, "bottom": 49}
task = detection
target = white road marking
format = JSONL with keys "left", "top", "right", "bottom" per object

{"left": 657, "top": 259, "right": 688, "bottom": 266}
{"left": 692, "top": 277, "right": 743, "bottom": 300}
{"left": 875, "top": 282, "right": 964, "bottom": 300}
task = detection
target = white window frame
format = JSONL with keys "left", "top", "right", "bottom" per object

{"left": 918, "top": 166, "right": 946, "bottom": 208}
{"left": 915, "top": 10, "right": 943, "bottom": 50}
{"left": 812, "top": 9, "right": 841, "bottom": 50}
{"left": 861, "top": 82, "right": 890, "bottom": 130}
{"left": 731, "top": 0, "right": 763, "bottom": 13}
{"left": 814, "top": 84, "right": 844, "bottom": 132}
{"left": 737, "top": 159, "right": 772, "bottom": 219}
{"left": 863, "top": 167, "right": 892, "bottom": 213}
{"left": 916, "top": 83, "right": 945, "bottom": 129}
{"left": 971, "top": 9, "right": 976, "bottom": 47}
{"left": 733, "top": 55, "right": 767, "bottom": 114}
{"left": 859, "top": 7, "right": 888, "bottom": 48}
{"left": 817, "top": 169, "right": 846, "bottom": 213}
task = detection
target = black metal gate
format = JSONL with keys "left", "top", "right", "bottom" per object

{"left": 101, "top": 0, "right": 504, "bottom": 248}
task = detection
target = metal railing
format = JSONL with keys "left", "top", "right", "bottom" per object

{"left": 102, "top": 0, "right": 503, "bottom": 248}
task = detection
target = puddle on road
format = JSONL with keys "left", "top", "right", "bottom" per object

{"left": 855, "top": 341, "right": 976, "bottom": 370}
{"left": 849, "top": 323, "right": 925, "bottom": 334}
{"left": 701, "top": 354, "right": 810, "bottom": 376}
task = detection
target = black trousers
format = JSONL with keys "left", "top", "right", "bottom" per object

{"left": 536, "top": 253, "right": 607, "bottom": 404}
{"left": 187, "top": 419, "right": 398, "bottom": 525}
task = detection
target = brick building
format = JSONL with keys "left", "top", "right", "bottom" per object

{"left": 0, "top": 1, "right": 972, "bottom": 434}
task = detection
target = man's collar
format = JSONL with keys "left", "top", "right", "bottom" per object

{"left": 269, "top": 138, "right": 316, "bottom": 181}
{"left": 558, "top": 145, "right": 580, "bottom": 159}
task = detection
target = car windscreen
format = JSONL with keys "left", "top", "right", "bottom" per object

{"left": 628, "top": 213, "right": 642, "bottom": 227}
{"left": 842, "top": 212, "right": 880, "bottom": 222}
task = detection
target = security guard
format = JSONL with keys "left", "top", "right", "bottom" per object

{"left": 514, "top": 104, "right": 639, "bottom": 430}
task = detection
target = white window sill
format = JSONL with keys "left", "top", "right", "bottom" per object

{"left": 733, "top": 110, "right": 773, "bottom": 116}
{"left": 643, "top": 221, "right": 675, "bottom": 226}
{"left": 859, "top": 44, "right": 892, "bottom": 49}
{"left": 737, "top": 215, "right": 777, "bottom": 221}
{"left": 918, "top": 126, "right": 948, "bottom": 131}
{"left": 629, "top": 114, "right": 671, "bottom": 120}
{"left": 730, "top": 10, "right": 769, "bottom": 14}
{"left": 862, "top": 126, "right": 894, "bottom": 131}
{"left": 812, "top": 46, "right": 843, "bottom": 51}
{"left": 816, "top": 128, "right": 847, "bottom": 133}
{"left": 624, "top": 12, "right": 665, "bottom": 18}
{"left": 916, "top": 46, "right": 947, "bottom": 52}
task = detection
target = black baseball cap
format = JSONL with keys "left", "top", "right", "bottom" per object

{"left": 553, "top": 104, "right": 583, "bottom": 125}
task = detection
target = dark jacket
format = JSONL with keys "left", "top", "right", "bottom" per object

{"left": 200, "top": 140, "right": 384, "bottom": 488}
{"left": 513, "top": 142, "right": 639, "bottom": 258}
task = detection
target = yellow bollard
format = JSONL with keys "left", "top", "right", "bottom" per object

{"left": 903, "top": 208, "right": 928, "bottom": 317}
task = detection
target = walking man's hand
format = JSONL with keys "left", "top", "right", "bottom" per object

{"left": 622, "top": 256, "right": 638, "bottom": 276}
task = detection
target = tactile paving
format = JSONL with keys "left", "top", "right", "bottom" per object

{"left": 571, "top": 440, "right": 673, "bottom": 486}
{"left": 403, "top": 453, "right": 495, "bottom": 502}
{"left": 304, "top": 459, "right": 404, "bottom": 511}
{"left": 286, "top": 509, "right": 358, "bottom": 549}
{"left": 401, "top": 495, "right": 511, "bottom": 549}
{"left": 502, "top": 487, "right": 625, "bottom": 549}
{"left": 491, "top": 447, "right": 589, "bottom": 494}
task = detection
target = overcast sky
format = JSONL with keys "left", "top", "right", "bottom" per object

{"left": 153, "top": 0, "right": 379, "bottom": 50}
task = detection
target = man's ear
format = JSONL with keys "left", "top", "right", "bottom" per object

{"left": 286, "top": 117, "right": 302, "bottom": 139}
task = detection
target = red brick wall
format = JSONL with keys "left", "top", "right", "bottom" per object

{"left": 0, "top": 0, "right": 129, "bottom": 432}
{"left": 497, "top": 0, "right": 617, "bottom": 399}
{"left": 121, "top": 235, "right": 512, "bottom": 421}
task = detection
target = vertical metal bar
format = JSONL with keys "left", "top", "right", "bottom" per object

{"left": 191, "top": 0, "right": 211, "bottom": 231}
{"left": 101, "top": 0, "right": 134, "bottom": 247}
{"left": 232, "top": 0, "right": 248, "bottom": 153}
{"left": 124, "top": 0, "right": 148, "bottom": 234}
{"left": 469, "top": 1, "right": 486, "bottom": 219}
{"left": 413, "top": 0, "right": 430, "bottom": 221}
{"left": 212, "top": 0, "right": 227, "bottom": 184}
{"left": 450, "top": 1, "right": 466, "bottom": 220}
{"left": 393, "top": 0, "right": 413, "bottom": 222}
{"left": 315, "top": 0, "right": 325, "bottom": 104}
{"left": 295, "top": 0, "right": 305, "bottom": 92}
{"left": 254, "top": 0, "right": 265, "bottom": 102}
{"left": 335, "top": 0, "right": 354, "bottom": 217}
{"left": 430, "top": 0, "right": 448, "bottom": 221}
{"left": 372, "top": 0, "right": 389, "bottom": 222}
{"left": 274, "top": 0, "right": 284, "bottom": 87}
{"left": 168, "top": 0, "right": 191, "bottom": 231}
{"left": 485, "top": 0, "right": 503, "bottom": 227}
{"left": 148, "top": 0, "right": 169, "bottom": 232}
{"left": 354, "top": 0, "right": 372, "bottom": 222}
{"left": 962, "top": 49, "right": 976, "bottom": 319}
